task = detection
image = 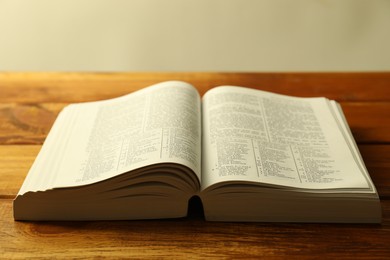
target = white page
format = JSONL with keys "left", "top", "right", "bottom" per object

{"left": 19, "top": 81, "right": 201, "bottom": 194}
{"left": 201, "top": 86, "right": 369, "bottom": 190}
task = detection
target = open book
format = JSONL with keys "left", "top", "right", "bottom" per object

{"left": 14, "top": 81, "right": 381, "bottom": 223}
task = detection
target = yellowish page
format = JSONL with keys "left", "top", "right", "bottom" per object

{"left": 201, "top": 86, "right": 369, "bottom": 191}
{"left": 19, "top": 81, "right": 201, "bottom": 194}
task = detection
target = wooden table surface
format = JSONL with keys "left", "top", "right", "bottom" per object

{"left": 1, "top": 72, "right": 390, "bottom": 258}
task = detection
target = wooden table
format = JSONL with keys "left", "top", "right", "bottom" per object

{"left": 1, "top": 72, "right": 389, "bottom": 258}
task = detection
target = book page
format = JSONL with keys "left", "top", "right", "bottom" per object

{"left": 201, "top": 86, "right": 370, "bottom": 190}
{"left": 19, "top": 81, "right": 201, "bottom": 194}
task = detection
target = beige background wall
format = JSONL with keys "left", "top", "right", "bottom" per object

{"left": 0, "top": 0, "right": 389, "bottom": 72}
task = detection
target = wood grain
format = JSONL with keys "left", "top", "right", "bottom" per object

{"left": 0, "top": 103, "right": 62, "bottom": 144}
{"left": 341, "top": 102, "right": 390, "bottom": 143}
{"left": 0, "top": 145, "right": 40, "bottom": 198}
{"left": 1, "top": 72, "right": 390, "bottom": 102}
{"left": 1, "top": 199, "right": 389, "bottom": 258}
{"left": 1, "top": 72, "right": 389, "bottom": 258}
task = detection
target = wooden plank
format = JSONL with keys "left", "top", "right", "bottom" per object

{"left": 1, "top": 72, "right": 390, "bottom": 103}
{"left": 0, "top": 73, "right": 389, "bottom": 258}
{"left": 0, "top": 102, "right": 389, "bottom": 144}
{"left": 1, "top": 199, "right": 389, "bottom": 258}
{"left": 359, "top": 145, "right": 390, "bottom": 199}
{"left": 341, "top": 102, "right": 390, "bottom": 144}
{"left": 0, "top": 103, "right": 63, "bottom": 144}
{"left": 0, "top": 146, "right": 40, "bottom": 198}
{"left": 1, "top": 145, "right": 389, "bottom": 199}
